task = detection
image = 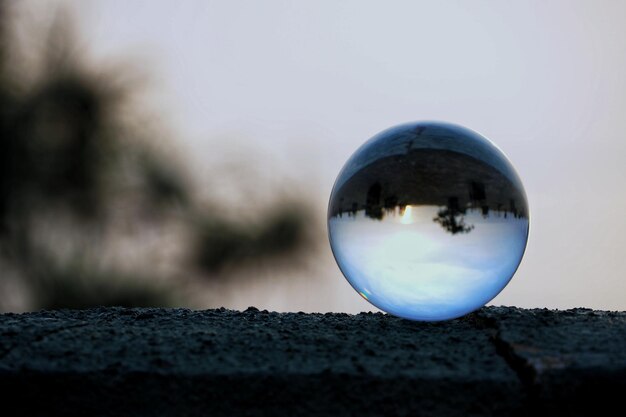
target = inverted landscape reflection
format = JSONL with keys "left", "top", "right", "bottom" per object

{"left": 328, "top": 122, "right": 529, "bottom": 321}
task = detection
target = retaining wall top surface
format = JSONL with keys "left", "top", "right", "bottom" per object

{"left": 0, "top": 306, "right": 625, "bottom": 417}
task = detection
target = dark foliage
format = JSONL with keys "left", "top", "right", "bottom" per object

{"left": 0, "top": 1, "right": 311, "bottom": 311}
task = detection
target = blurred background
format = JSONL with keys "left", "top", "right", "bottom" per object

{"left": 1, "top": 0, "right": 625, "bottom": 313}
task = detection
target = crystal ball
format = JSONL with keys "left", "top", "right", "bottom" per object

{"left": 328, "top": 121, "right": 529, "bottom": 321}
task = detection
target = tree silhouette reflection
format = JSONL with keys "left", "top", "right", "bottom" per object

{"left": 334, "top": 175, "right": 527, "bottom": 235}
{"left": 433, "top": 197, "right": 474, "bottom": 234}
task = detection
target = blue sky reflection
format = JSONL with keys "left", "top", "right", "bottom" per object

{"left": 329, "top": 206, "right": 528, "bottom": 321}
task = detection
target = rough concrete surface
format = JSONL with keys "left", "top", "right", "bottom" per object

{"left": 0, "top": 307, "right": 624, "bottom": 416}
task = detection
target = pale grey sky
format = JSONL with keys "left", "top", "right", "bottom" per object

{"left": 20, "top": 0, "right": 626, "bottom": 312}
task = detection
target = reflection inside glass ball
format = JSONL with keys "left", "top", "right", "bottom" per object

{"left": 328, "top": 121, "right": 529, "bottom": 321}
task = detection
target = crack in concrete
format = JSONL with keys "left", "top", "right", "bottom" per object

{"left": 469, "top": 312, "right": 539, "bottom": 396}
{"left": 489, "top": 329, "right": 538, "bottom": 392}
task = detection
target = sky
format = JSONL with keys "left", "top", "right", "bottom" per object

{"left": 17, "top": 0, "right": 626, "bottom": 312}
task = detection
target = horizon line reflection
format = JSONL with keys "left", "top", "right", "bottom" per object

{"left": 331, "top": 201, "right": 527, "bottom": 235}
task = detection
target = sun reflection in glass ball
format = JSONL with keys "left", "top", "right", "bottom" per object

{"left": 328, "top": 121, "right": 529, "bottom": 321}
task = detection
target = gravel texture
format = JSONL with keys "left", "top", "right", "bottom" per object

{"left": 0, "top": 306, "right": 624, "bottom": 416}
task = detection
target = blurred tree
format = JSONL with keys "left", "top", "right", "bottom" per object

{"left": 0, "top": 1, "right": 312, "bottom": 311}
{"left": 0, "top": 3, "right": 186, "bottom": 309}
{"left": 195, "top": 202, "right": 309, "bottom": 272}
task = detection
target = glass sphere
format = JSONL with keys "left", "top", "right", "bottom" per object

{"left": 328, "top": 121, "right": 529, "bottom": 321}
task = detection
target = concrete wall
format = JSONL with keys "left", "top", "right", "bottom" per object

{"left": 1, "top": 307, "right": 624, "bottom": 416}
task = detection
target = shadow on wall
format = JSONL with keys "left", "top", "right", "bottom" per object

{"left": 0, "top": 2, "right": 313, "bottom": 311}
